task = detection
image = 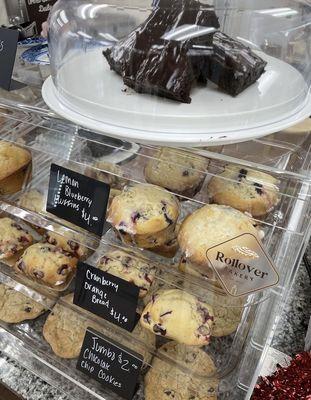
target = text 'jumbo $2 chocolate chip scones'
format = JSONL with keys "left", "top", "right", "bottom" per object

{"left": 145, "top": 342, "right": 218, "bottom": 400}
{"left": 0, "top": 217, "right": 33, "bottom": 260}
{"left": 207, "top": 164, "right": 279, "bottom": 217}
{"left": 178, "top": 204, "right": 260, "bottom": 279}
{"left": 107, "top": 183, "right": 180, "bottom": 249}
{"left": 97, "top": 249, "right": 157, "bottom": 298}
{"left": 144, "top": 147, "right": 209, "bottom": 198}
{"left": 15, "top": 243, "right": 78, "bottom": 289}
{"left": 140, "top": 289, "right": 214, "bottom": 346}
{"left": 0, "top": 284, "right": 46, "bottom": 323}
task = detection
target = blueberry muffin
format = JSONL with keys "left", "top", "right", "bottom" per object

{"left": 97, "top": 249, "right": 157, "bottom": 298}
{"left": 151, "top": 222, "right": 181, "bottom": 258}
{"left": 43, "top": 294, "right": 155, "bottom": 360}
{"left": 0, "top": 217, "right": 33, "bottom": 260}
{"left": 140, "top": 289, "right": 214, "bottom": 346}
{"left": 145, "top": 148, "right": 209, "bottom": 198}
{"left": 145, "top": 342, "right": 218, "bottom": 400}
{"left": 0, "top": 142, "right": 32, "bottom": 195}
{"left": 15, "top": 243, "right": 78, "bottom": 289}
{"left": 207, "top": 165, "right": 279, "bottom": 217}
{"left": 0, "top": 284, "right": 46, "bottom": 323}
{"left": 107, "top": 184, "right": 180, "bottom": 249}
{"left": 178, "top": 204, "right": 260, "bottom": 278}
{"left": 85, "top": 161, "right": 124, "bottom": 190}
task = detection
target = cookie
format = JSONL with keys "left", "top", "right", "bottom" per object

{"left": 107, "top": 184, "right": 180, "bottom": 249}
{"left": 208, "top": 165, "right": 279, "bottom": 217}
{"left": 43, "top": 294, "right": 156, "bottom": 360}
{"left": 0, "top": 217, "right": 33, "bottom": 260}
{"left": 145, "top": 147, "right": 209, "bottom": 198}
{"left": 0, "top": 141, "right": 32, "bottom": 195}
{"left": 15, "top": 243, "right": 78, "bottom": 289}
{"left": 43, "top": 294, "right": 90, "bottom": 359}
{"left": 0, "top": 284, "right": 46, "bottom": 323}
{"left": 178, "top": 204, "right": 260, "bottom": 277}
{"left": 97, "top": 249, "right": 157, "bottom": 298}
{"left": 145, "top": 342, "right": 218, "bottom": 400}
{"left": 140, "top": 289, "right": 214, "bottom": 346}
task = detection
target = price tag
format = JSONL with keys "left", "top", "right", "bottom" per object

{"left": 47, "top": 164, "right": 110, "bottom": 236}
{"left": 0, "top": 28, "right": 19, "bottom": 91}
{"left": 25, "top": 0, "right": 57, "bottom": 31}
{"left": 74, "top": 262, "right": 140, "bottom": 332}
{"left": 77, "top": 328, "right": 143, "bottom": 400}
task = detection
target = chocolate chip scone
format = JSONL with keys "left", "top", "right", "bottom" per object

{"left": 140, "top": 289, "right": 214, "bottom": 346}
{"left": 107, "top": 184, "right": 180, "bottom": 249}
{"left": 97, "top": 249, "right": 157, "bottom": 298}
{"left": 15, "top": 243, "right": 78, "bottom": 288}
{"left": 208, "top": 165, "right": 279, "bottom": 217}
{"left": 43, "top": 294, "right": 156, "bottom": 360}
{"left": 0, "top": 217, "right": 33, "bottom": 260}
{"left": 178, "top": 204, "right": 260, "bottom": 279}
{"left": 145, "top": 342, "right": 218, "bottom": 400}
{"left": 0, "top": 284, "right": 46, "bottom": 323}
{"left": 145, "top": 148, "right": 209, "bottom": 198}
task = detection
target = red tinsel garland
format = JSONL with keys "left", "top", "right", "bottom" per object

{"left": 251, "top": 352, "right": 311, "bottom": 400}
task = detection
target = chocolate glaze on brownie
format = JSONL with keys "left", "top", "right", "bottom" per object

{"left": 103, "top": 0, "right": 266, "bottom": 102}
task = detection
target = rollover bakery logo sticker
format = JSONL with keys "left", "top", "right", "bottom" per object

{"left": 206, "top": 233, "right": 279, "bottom": 297}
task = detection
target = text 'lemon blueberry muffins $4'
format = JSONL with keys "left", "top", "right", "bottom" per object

{"left": 15, "top": 243, "right": 78, "bottom": 289}
{"left": 140, "top": 289, "right": 214, "bottom": 346}
{"left": 144, "top": 147, "right": 209, "bottom": 198}
{"left": 97, "top": 249, "right": 157, "bottom": 298}
{"left": 43, "top": 294, "right": 156, "bottom": 360}
{"left": 178, "top": 204, "right": 260, "bottom": 280}
{"left": 145, "top": 342, "right": 218, "bottom": 400}
{"left": 107, "top": 183, "right": 180, "bottom": 249}
{"left": 207, "top": 164, "right": 280, "bottom": 217}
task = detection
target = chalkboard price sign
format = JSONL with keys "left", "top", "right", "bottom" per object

{"left": 77, "top": 328, "right": 143, "bottom": 400}
{"left": 0, "top": 28, "right": 19, "bottom": 91}
{"left": 47, "top": 164, "right": 110, "bottom": 236}
{"left": 74, "top": 262, "right": 140, "bottom": 332}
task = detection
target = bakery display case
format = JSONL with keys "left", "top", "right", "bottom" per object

{"left": 0, "top": 1, "right": 310, "bottom": 400}
{"left": 43, "top": 0, "right": 311, "bottom": 145}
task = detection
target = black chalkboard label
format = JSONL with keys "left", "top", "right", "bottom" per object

{"left": 77, "top": 328, "right": 143, "bottom": 400}
{"left": 0, "top": 28, "right": 19, "bottom": 91}
{"left": 25, "top": 0, "right": 57, "bottom": 31}
{"left": 74, "top": 262, "right": 140, "bottom": 332}
{"left": 47, "top": 164, "right": 110, "bottom": 236}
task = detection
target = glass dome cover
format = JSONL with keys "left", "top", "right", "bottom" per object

{"left": 44, "top": 0, "right": 311, "bottom": 146}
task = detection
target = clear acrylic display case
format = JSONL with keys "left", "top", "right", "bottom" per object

{"left": 0, "top": 102, "right": 310, "bottom": 399}
{"left": 43, "top": 0, "right": 311, "bottom": 145}
{"left": 0, "top": 1, "right": 310, "bottom": 398}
